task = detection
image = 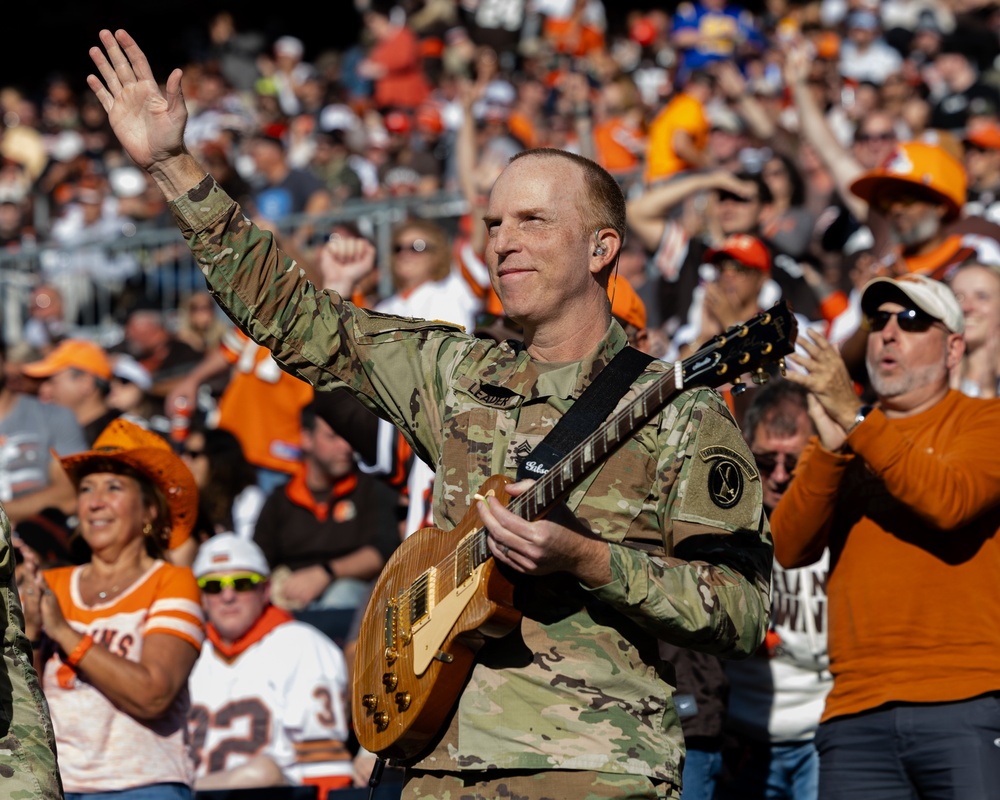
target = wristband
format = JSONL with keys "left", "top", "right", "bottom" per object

{"left": 321, "top": 562, "right": 337, "bottom": 582}
{"left": 66, "top": 634, "right": 94, "bottom": 667}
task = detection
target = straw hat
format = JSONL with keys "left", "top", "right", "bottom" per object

{"left": 60, "top": 418, "right": 198, "bottom": 549}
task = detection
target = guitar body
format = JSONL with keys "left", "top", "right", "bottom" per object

{"left": 353, "top": 474, "right": 521, "bottom": 760}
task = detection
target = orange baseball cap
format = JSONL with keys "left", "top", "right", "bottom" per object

{"left": 609, "top": 274, "right": 647, "bottom": 330}
{"left": 22, "top": 339, "right": 112, "bottom": 381}
{"left": 706, "top": 234, "right": 772, "bottom": 273}
{"left": 965, "top": 120, "right": 1000, "bottom": 151}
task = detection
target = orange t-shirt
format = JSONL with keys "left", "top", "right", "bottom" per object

{"left": 41, "top": 561, "right": 204, "bottom": 793}
{"left": 593, "top": 117, "right": 643, "bottom": 175}
{"left": 217, "top": 329, "right": 313, "bottom": 475}
{"left": 644, "top": 93, "right": 709, "bottom": 184}
{"left": 771, "top": 391, "right": 1000, "bottom": 722}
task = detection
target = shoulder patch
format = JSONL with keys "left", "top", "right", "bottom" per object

{"left": 356, "top": 309, "right": 464, "bottom": 337}
{"left": 708, "top": 458, "right": 743, "bottom": 509}
{"left": 699, "top": 445, "right": 759, "bottom": 481}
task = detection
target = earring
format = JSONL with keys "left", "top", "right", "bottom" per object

{"left": 143, "top": 522, "right": 153, "bottom": 537}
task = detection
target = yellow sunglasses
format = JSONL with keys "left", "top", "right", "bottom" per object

{"left": 197, "top": 573, "right": 266, "bottom": 595}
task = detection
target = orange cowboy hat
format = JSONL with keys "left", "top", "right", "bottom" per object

{"left": 60, "top": 418, "right": 198, "bottom": 549}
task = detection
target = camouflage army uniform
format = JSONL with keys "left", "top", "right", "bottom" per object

{"left": 0, "top": 504, "right": 62, "bottom": 799}
{"left": 172, "top": 176, "right": 772, "bottom": 792}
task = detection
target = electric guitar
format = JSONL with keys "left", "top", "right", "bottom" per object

{"left": 352, "top": 301, "right": 797, "bottom": 761}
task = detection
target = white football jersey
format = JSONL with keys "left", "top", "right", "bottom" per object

{"left": 189, "top": 619, "right": 352, "bottom": 784}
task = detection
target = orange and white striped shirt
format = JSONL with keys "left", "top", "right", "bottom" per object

{"left": 41, "top": 561, "right": 204, "bottom": 793}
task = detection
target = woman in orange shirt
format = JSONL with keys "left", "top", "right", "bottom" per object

{"left": 19, "top": 419, "right": 205, "bottom": 799}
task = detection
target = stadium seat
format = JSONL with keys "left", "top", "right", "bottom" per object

{"left": 196, "top": 785, "right": 318, "bottom": 800}
{"left": 327, "top": 782, "right": 404, "bottom": 799}
{"left": 293, "top": 607, "right": 357, "bottom": 647}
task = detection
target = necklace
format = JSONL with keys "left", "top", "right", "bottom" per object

{"left": 97, "top": 587, "right": 119, "bottom": 600}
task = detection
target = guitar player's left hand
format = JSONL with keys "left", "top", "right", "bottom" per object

{"left": 478, "top": 480, "right": 613, "bottom": 587}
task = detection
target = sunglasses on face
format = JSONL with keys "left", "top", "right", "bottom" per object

{"left": 393, "top": 238, "right": 432, "bottom": 254}
{"left": 867, "top": 308, "right": 938, "bottom": 333}
{"left": 197, "top": 573, "right": 266, "bottom": 594}
{"left": 716, "top": 259, "right": 757, "bottom": 276}
{"left": 855, "top": 131, "right": 895, "bottom": 144}
{"left": 717, "top": 191, "right": 758, "bottom": 204}
{"left": 753, "top": 452, "right": 799, "bottom": 476}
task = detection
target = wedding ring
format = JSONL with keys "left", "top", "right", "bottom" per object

{"left": 502, "top": 544, "right": 510, "bottom": 557}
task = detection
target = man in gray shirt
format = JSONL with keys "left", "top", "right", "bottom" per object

{"left": 0, "top": 335, "right": 86, "bottom": 528}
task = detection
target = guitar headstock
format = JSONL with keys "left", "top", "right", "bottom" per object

{"left": 683, "top": 301, "right": 798, "bottom": 392}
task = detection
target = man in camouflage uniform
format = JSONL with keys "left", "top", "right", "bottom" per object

{"left": 0, "top": 504, "right": 62, "bottom": 799}
{"left": 88, "top": 29, "right": 773, "bottom": 799}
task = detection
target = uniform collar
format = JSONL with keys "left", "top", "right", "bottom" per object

{"left": 463, "top": 320, "right": 630, "bottom": 404}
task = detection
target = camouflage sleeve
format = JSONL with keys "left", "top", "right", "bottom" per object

{"left": 170, "top": 176, "right": 472, "bottom": 463}
{"left": 585, "top": 388, "right": 772, "bottom": 659}
{"left": 0, "top": 505, "right": 63, "bottom": 799}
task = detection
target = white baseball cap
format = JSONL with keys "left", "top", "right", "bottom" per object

{"left": 192, "top": 533, "right": 271, "bottom": 578}
{"left": 111, "top": 354, "right": 153, "bottom": 392}
{"left": 860, "top": 274, "right": 964, "bottom": 334}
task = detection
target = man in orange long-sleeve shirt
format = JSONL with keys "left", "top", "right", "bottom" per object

{"left": 771, "top": 273, "right": 1000, "bottom": 798}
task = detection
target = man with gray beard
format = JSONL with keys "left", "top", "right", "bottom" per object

{"left": 769, "top": 274, "right": 1000, "bottom": 799}
{"left": 848, "top": 140, "right": 1000, "bottom": 281}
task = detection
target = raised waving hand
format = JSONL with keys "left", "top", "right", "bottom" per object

{"left": 88, "top": 29, "right": 203, "bottom": 198}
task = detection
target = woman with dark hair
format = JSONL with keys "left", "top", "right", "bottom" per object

{"left": 759, "top": 151, "right": 817, "bottom": 260}
{"left": 18, "top": 418, "right": 204, "bottom": 799}
{"left": 373, "top": 217, "right": 482, "bottom": 332}
{"left": 180, "top": 426, "right": 264, "bottom": 540}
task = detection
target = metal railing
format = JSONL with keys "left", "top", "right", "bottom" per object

{"left": 0, "top": 190, "right": 469, "bottom": 347}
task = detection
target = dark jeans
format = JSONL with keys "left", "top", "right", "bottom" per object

{"left": 815, "top": 694, "right": 1000, "bottom": 800}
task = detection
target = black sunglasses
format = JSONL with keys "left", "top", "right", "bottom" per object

{"left": 867, "top": 308, "right": 938, "bottom": 333}
{"left": 717, "top": 190, "right": 759, "bottom": 204}
{"left": 393, "top": 238, "right": 432, "bottom": 254}
{"left": 753, "top": 452, "right": 798, "bottom": 476}
{"left": 856, "top": 131, "right": 895, "bottom": 143}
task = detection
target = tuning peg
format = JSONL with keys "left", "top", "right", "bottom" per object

{"left": 752, "top": 368, "right": 769, "bottom": 386}
{"left": 730, "top": 377, "right": 747, "bottom": 396}
{"left": 778, "top": 357, "right": 787, "bottom": 377}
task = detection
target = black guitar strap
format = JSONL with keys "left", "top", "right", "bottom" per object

{"left": 516, "top": 346, "right": 655, "bottom": 481}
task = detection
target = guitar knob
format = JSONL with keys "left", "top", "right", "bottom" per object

{"left": 752, "top": 368, "right": 769, "bottom": 386}
{"left": 361, "top": 694, "right": 378, "bottom": 711}
{"left": 730, "top": 377, "right": 747, "bottom": 396}
{"left": 374, "top": 711, "right": 390, "bottom": 731}
{"left": 395, "top": 691, "right": 412, "bottom": 711}
{"left": 384, "top": 647, "right": 398, "bottom": 663}
{"left": 382, "top": 672, "right": 398, "bottom": 691}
